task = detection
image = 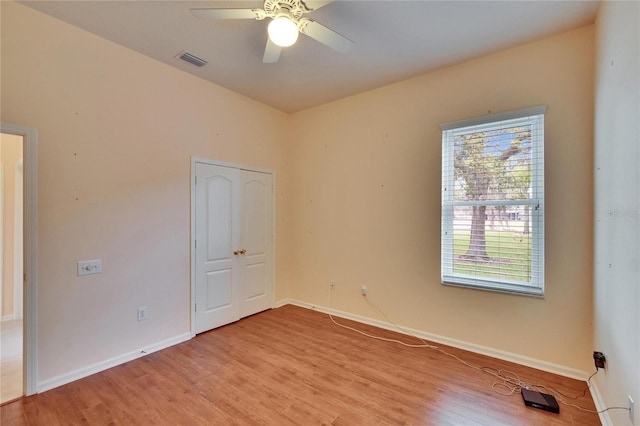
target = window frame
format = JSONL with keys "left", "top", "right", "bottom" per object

{"left": 440, "top": 105, "right": 546, "bottom": 297}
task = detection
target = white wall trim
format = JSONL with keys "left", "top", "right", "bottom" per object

{"left": 37, "top": 332, "right": 192, "bottom": 393}
{"left": 0, "top": 162, "right": 3, "bottom": 321}
{"left": 190, "top": 159, "right": 197, "bottom": 337}
{"left": 13, "top": 158, "right": 23, "bottom": 320}
{"left": 589, "top": 380, "right": 613, "bottom": 426}
{"left": 191, "top": 156, "right": 274, "bottom": 175}
{"left": 275, "top": 299, "right": 592, "bottom": 381}
{"left": 440, "top": 105, "right": 548, "bottom": 131}
{"left": 272, "top": 299, "right": 291, "bottom": 309}
{"left": 1, "top": 314, "right": 14, "bottom": 322}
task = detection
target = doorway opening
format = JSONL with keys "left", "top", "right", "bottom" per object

{"left": 0, "top": 122, "right": 37, "bottom": 401}
{"left": 0, "top": 132, "right": 24, "bottom": 404}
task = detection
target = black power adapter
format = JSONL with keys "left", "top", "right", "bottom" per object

{"left": 593, "top": 351, "right": 606, "bottom": 369}
{"left": 521, "top": 389, "right": 560, "bottom": 413}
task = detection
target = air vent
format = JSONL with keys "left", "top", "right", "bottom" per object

{"left": 177, "top": 51, "right": 208, "bottom": 67}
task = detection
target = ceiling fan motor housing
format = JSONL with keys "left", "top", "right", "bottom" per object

{"left": 264, "top": 0, "right": 311, "bottom": 20}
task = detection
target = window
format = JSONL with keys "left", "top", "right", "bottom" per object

{"left": 441, "top": 106, "right": 546, "bottom": 296}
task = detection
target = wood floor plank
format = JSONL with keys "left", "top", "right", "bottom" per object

{"left": 1, "top": 305, "right": 601, "bottom": 425}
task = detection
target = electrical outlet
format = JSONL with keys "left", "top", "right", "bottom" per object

{"left": 137, "top": 307, "right": 148, "bottom": 321}
{"left": 361, "top": 285, "right": 367, "bottom": 296}
{"left": 593, "top": 351, "right": 606, "bottom": 369}
{"left": 629, "top": 395, "right": 634, "bottom": 422}
{"left": 77, "top": 259, "right": 102, "bottom": 276}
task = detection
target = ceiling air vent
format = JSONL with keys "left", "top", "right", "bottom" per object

{"left": 177, "top": 51, "right": 208, "bottom": 67}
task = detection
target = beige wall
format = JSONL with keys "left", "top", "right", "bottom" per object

{"left": 1, "top": 133, "right": 23, "bottom": 318}
{"left": 290, "top": 26, "right": 595, "bottom": 372}
{"left": 594, "top": 1, "right": 639, "bottom": 424}
{"left": 1, "top": 1, "right": 292, "bottom": 382}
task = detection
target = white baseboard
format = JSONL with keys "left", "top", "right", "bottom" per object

{"left": 37, "top": 332, "right": 192, "bottom": 393}
{"left": 589, "top": 380, "right": 613, "bottom": 426}
{"left": 275, "top": 298, "right": 591, "bottom": 381}
{"left": 2, "top": 314, "right": 15, "bottom": 322}
{"left": 272, "top": 299, "right": 291, "bottom": 309}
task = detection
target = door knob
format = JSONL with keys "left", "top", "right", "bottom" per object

{"left": 239, "top": 249, "right": 247, "bottom": 254}
{"left": 233, "top": 250, "right": 240, "bottom": 256}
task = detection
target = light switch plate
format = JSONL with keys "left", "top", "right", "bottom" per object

{"left": 77, "top": 259, "right": 102, "bottom": 276}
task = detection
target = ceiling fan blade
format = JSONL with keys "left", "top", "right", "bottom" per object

{"left": 302, "top": 0, "right": 335, "bottom": 11}
{"left": 299, "top": 19, "right": 354, "bottom": 53}
{"left": 263, "top": 38, "right": 282, "bottom": 63}
{"left": 190, "top": 8, "right": 261, "bottom": 20}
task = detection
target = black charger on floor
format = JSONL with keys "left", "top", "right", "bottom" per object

{"left": 521, "top": 388, "right": 560, "bottom": 414}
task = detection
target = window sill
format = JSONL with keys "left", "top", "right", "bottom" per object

{"left": 441, "top": 277, "right": 544, "bottom": 298}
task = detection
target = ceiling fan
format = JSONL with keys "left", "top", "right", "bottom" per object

{"left": 191, "top": 0, "right": 355, "bottom": 63}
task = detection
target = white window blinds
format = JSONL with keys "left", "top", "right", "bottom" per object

{"left": 441, "top": 106, "right": 546, "bottom": 296}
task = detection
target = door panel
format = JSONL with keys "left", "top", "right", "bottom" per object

{"left": 243, "top": 179, "right": 267, "bottom": 254}
{"left": 195, "top": 164, "right": 240, "bottom": 333}
{"left": 205, "top": 269, "right": 232, "bottom": 310}
{"left": 206, "top": 176, "right": 233, "bottom": 261}
{"left": 244, "top": 263, "right": 266, "bottom": 300}
{"left": 239, "top": 172, "right": 273, "bottom": 317}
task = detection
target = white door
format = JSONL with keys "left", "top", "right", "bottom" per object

{"left": 194, "top": 162, "right": 273, "bottom": 334}
{"left": 238, "top": 172, "right": 274, "bottom": 318}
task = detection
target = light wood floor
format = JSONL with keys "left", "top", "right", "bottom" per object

{"left": 0, "top": 320, "right": 23, "bottom": 405}
{"left": 1, "top": 305, "right": 600, "bottom": 425}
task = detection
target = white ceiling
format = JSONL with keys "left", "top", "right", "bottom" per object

{"left": 21, "top": 1, "right": 600, "bottom": 113}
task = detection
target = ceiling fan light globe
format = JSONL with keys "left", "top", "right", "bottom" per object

{"left": 268, "top": 17, "right": 299, "bottom": 47}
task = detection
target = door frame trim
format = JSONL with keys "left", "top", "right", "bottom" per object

{"left": 190, "top": 157, "right": 275, "bottom": 337}
{"left": 1, "top": 122, "right": 38, "bottom": 396}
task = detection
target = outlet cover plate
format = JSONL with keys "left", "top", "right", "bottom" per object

{"left": 77, "top": 259, "right": 102, "bottom": 276}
